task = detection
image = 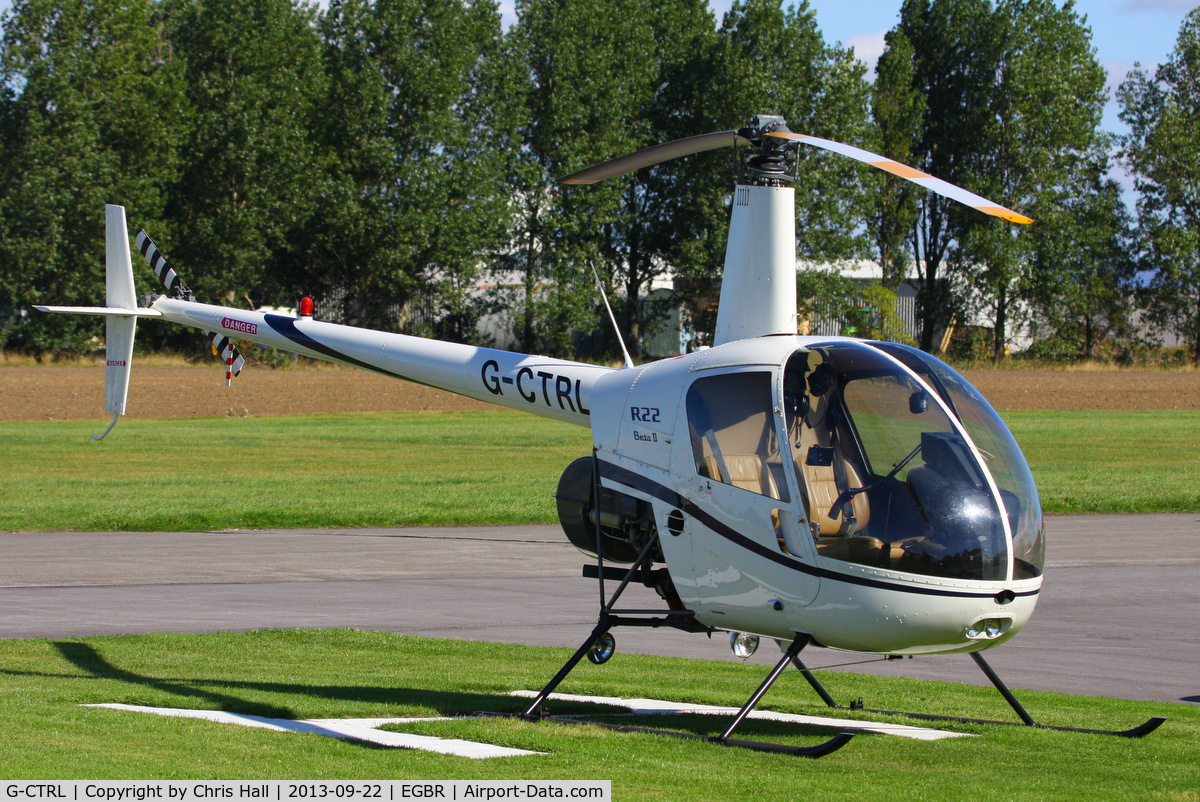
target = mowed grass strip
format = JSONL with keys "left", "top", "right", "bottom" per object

{"left": 1, "top": 409, "right": 1197, "bottom": 531}
{"left": 0, "top": 629, "right": 1195, "bottom": 799}
{"left": 0, "top": 411, "right": 591, "bottom": 531}
{"left": 1008, "top": 410, "right": 1200, "bottom": 513}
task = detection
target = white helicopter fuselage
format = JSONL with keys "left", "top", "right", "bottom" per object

{"left": 40, "top": 118, "right": 1046, "bottom": 664}
{"left": 150, "top": 286, "right": 1042, "bottom": 657}
{"left": 587, "top": 335, "right": 1043, "bottom": 655}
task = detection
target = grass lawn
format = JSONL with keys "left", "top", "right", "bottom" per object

{"left": 1, "top": 409, "right": 1196, "bottom": 531}
{"left": 1009, "top": 410, "right": 1200, "bottom": 513}
{"left": 0, "top": 630, "right": 1194, "bottom": 800}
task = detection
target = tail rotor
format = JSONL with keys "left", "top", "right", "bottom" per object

{"left": 134, "top": 230, "right": 246, "bottom": 381}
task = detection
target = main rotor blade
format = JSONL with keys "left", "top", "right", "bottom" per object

{"left": 767, "top": 131, "right": 1033, "bottom": 224}
{"left": 560, "top": 130, "right": 751, "bottom": 185}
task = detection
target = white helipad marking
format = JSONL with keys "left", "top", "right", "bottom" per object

{"left": 509, "top": 691, "right": 972, "bottom": 741}
{"left": 84, "top": 704, "right": 542, "bottom": 758}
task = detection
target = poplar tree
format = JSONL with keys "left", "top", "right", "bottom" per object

{"left": 869, "top": 26, "right": 923, "bottom": 291}
{"left": 163, "top": 0, "right": 326, "bottom": 306}
{"left": 717, "top": 0, "right": 873, "bottom": 263}
{"left": 882, "top": 0, "right": 1108, "bottom": 357}
{"left": 510, "top": 0, "right": 717, "bottom": 358}
{"left": 1024, "top": 157, "right": 1135, "bottom": 360}
{"left": 298, "top": 0, "right": 514, "bottom": 337}
{"left": 957, "top": 0, "right": 1107, "bottom": 361}
{"left": 1120, "top": 8, "right": 1200, "bottom": 363}
{"left": 672, "top": 0, "right": 872, "bottom": 342}
{"left": 0, "top": 0, "right": 184, "bottom": 354}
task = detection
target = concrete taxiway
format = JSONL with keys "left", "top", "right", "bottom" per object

{"left": 1, "top": 513, "right": 1197, "bottom": 707}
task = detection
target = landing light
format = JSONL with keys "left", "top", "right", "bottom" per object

{"left": 587, "top": 632, "right": 616, "bottom": 665}
{"left": 966, "top": 618, "right": 1010, "bottom": 640}
{"left": 730, "top": 632, "right": 760, "bottom": 659}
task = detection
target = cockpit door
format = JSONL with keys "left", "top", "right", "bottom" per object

{"left": 674, "top": 369, "right": 819, "bottom": 616}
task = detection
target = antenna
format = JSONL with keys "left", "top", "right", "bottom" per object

{"left": 589, "top": 262, "right": 634, "bottom": 369}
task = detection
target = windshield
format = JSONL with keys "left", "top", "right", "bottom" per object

{"left": 784, "top": 343, "right": 1011, "bottom": 582}
{"left": 871, "top": 343, "right": 1044, "bottom": 579}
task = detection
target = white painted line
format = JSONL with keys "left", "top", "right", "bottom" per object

{"left": 508, "top": 691, "right": 972, "bottom": 741}
{"left": 83, "top": 704, "right": 543, "bottom": 758}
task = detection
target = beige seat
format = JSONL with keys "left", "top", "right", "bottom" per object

{"left": 702, "top": 454, "right": 781, "bottom": 500}
{"left": 803, "top": 458, "right": 870, "bottom": 536}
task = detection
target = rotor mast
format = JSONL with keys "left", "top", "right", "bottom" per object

{"left": 713, "top": 115, "right": 798, "bottom": 346}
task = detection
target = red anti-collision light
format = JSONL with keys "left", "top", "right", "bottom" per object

{"left": 299, "top": 297, "right": 314, "bottom": 317}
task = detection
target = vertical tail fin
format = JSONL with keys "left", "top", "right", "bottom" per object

{"left": 33, "top": 205, "right": 162, "bottom": 439}
{"left": 101, "top": 205, "right": 137, "bottom": 429}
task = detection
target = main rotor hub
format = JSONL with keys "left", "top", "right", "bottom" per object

{"left": 737, "top": 114, "right": 793, "bottom": 184}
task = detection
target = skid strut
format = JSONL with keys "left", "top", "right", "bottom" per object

{"left": 523, "top": 627, "right": 853, "bottom": 757}
{"left": 790, "top": 649, "right": 1165, "bottom": 738}
{"left": 521, "top": 472, "right": 852, "bottom": 755}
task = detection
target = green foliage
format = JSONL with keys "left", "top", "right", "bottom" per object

{"left": 718, "top": 0, "right": 873, "bottom": 263}
{"left": 798, "top": 269, "right": 915, "bottom": 344}
{"left": 505, "top": 0, "right": 733, "bottom": 358}
{"left": 884, "top": 0, "right": 1112, "bottom": 359}
{"left": 0, "top": 0, "right": 1181, "bottom": 365}
{"left": 869, "top": 26, "right": 924, "bottom": 290}
{"left": 294, "top": 0, "right": 514, "bottom": 337}
{"left": 163, "top": 0, "right": 326, "bottom": 306}
{"left": 0, "top": 0, "right": 185, "bottom": 354}
{"left": 1119, "top": 8, "right": 1200, "bottom": 364}
{"left": 1024, "top": 159, "right": 1139, "bottom": 361}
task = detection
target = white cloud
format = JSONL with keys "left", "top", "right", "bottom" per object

{"left": 846, "top": 29, "right": 888, "bottom": 77}
{"left": 1119, "top": 0, "right": 1197, "bottom": 11}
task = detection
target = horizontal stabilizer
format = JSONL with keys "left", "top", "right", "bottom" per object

{"left": 33, "top": 305, "right": 162, "bottom": 317}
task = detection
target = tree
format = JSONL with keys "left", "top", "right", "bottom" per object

{"left": 162, "top": 0, "right": 326, "bottom": 306}
{"left": 884, "top": 0, "right": 1107, "bottom": 358}
{"left": 1120, "top": 8, "right": 1200, "bottom": 363}
{"left": 669, "top": 0, "right": 873, "bottom": 345}
{"left": 1024, "top": 148, "right": 1136, "bottom": 359}
{"left": 887, "top": 0, "right": 1007, "bottom": 353}
{"left": 869, "top": 26, "right": 924, "bottom": 291}
{"left": 296, "top": 0, "right": 515, "bottom": 338}
{"left": 959, "top": 0, "right": 1107, "bottom": 361}
{"left": 510, "top": 0, "right": 715, "bottom": 358}
{"left": 0, "top": 0, "right": 185, "bottom": 355}
{"left": 717, "top": 0, "right": 873, "bottom": 262}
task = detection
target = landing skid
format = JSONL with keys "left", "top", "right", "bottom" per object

{"left": 521, "top": 623, "right": 854, "bottom": 758}
{"left": 790, "top": 650, "right": 1166, "bottom": 738}
{"left": 519, "top": 494, "right": 852, "bottom": 756}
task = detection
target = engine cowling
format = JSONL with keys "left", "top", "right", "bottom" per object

{"left": 555, "top": 456, "right": 655, "bottom": 563}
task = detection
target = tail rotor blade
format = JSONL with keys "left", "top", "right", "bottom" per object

{"left": 134, "top": 230, "right": 186, "bottom": 294}
{"left": 134, "top": 229, "right": 247, "bottom": 380}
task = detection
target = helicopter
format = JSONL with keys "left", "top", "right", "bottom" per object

{"left": 35, "top": 114, "right": 1163, "bottom": 756}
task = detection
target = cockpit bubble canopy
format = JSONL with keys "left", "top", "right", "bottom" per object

{"left": 784, "top": 341, "right": 1044, "bottom": 583}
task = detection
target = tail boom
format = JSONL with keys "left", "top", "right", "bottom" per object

{"left": 150, "top": 297, "right": 610, "bottom": 427}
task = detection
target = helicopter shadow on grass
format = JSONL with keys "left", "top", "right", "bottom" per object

{"left": 46, "top": 640, "right": 524, "bottom": 722}
{"left": 35, "top": 641, "right": 852, "bottom": 747}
